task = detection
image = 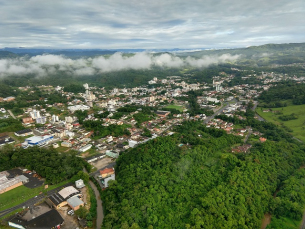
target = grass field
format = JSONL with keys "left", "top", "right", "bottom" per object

{"left": 164, "top": 104, "right": 184, "bottom": 112}
{"left": 0, "top": 179, "right": 71, "bottom": 211}
{"left": 267, "top": 216, "right": 301, "bottom": 229}
{"left": 256, "top": 104, "right": 305, "bottom": 142}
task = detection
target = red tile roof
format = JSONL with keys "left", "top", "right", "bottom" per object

{"left": 100, "top": 168, "right": 114, "bottom": 175}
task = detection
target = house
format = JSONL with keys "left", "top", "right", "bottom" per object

{"left": 22, "top": 117, "right": 34, "bottom": 124}
{"left": 0, "top": 172, "right": 29, "bottom": 194}
{"left": 103, "top": 174, "right": 115, "bottom": 188}
{"left": 9, "top": 209, "right": 64, "bottom": 229}
{"left": 67, "top": 196, "right": 84, "bottom": 211}
{"left": 61, "top": 141, "right": 72, "bottom": 147}
{"left": 48, "top": 186, "right": 81, "bottom": 209}
{"left": 259, "top": 137, "right": 267, "bottom": 143}
{"left": 231, "top": 144, "right": 252, "bottom": 153}
{"left": 128, "top": 140, "right": 138, "bottom": 148}
{"left": 99, "top": 168, "right": 115, "bottom": 178}
{"left": 15, "top": 129, "right": 33, "bottom": 137}
{"left": 78, "top": 144, "right": 92, "bottom": 153}
{"left": 0, "top": 136, "right": 15, "bottom": 147}
{"left": 75, "top": 179, "right": 85, "bottom": 189}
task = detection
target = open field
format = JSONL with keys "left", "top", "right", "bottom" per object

{"left": 164, "top": 104, "right": 184, "bottom": 112}
{"left": 256, "top": 104, "right": 305, "bottom": 142}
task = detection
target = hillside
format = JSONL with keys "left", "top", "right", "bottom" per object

{"left": 101, "top": 120, "right": 305, "bottom": 229}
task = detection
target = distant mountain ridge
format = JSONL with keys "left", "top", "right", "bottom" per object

{"left": 0, "top": 47, "right": 206, "bottom": 57}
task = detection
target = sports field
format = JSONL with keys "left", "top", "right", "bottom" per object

{"left": 256, "top": 104, "right": 305, "bottom": 142}
{"left": 164, "top": 104, "right": 184, "bottom": 112}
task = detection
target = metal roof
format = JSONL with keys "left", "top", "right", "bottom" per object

{"left": 67, "top": 196, "right": 84, "bottom": 208}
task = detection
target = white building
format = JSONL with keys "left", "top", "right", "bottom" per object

{"left": 128, "top": 140, "right": 138, "bottom": 148}
{"left": 68, "top": 105, "right": 90, "bottom": 112}
{"left": 78, "top": 144, "right": 92, "bottom": 153}
{"left": 75, "top": 179, "right": 85, "bottom": 189}
{"left": 65, "top": 116, "right": 74, "bottom": 123}
{"left": 30, "top": 110, "right": 41, "bottom": 119}
{"left": 36, "top": 116, "right": 46, "bottom": 124}
{"left": 22, "top": 135, "right": 54, "bottom": 147}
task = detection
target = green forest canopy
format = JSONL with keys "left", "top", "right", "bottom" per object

{"left": 101, "top": 121, "right": 305, "bottom": 229}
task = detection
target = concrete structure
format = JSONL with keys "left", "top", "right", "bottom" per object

{"left": 75, "top": 179, "right": 85, "bottom": 189}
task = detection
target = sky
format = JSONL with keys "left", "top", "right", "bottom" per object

{"left": 0, "top": 0, "right": 305, "bottom": 49}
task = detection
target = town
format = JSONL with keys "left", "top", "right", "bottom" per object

{"left": 0, "top": 68, "right": 304, "bottom": 229}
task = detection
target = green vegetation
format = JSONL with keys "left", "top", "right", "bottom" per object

{"left": 101, "top": 120, "right": 305, "bottom": 228}
{"left": 266, "top": 168, "right": 305, "bottom": 228}
{"left": 0, "top": 185, "right": 44, "bottom": 211}
{"left": 0, "top": 147, "right": 89, "bottom": 184}
{"left": 256, "top": 104, "right": 305, "bottom": 142}
{"left": 82, "top": 120, "right": 131, "bottom": 138}
{"left": 0, "top": 179, "right": 71, "bottom": 212}
{"left": 259, "top": 82, "right": 305, "bottom": 107}
{"left": 63, "top": 83, "right": 86, "bottom": 93}
{"left": 0, "top": 118, "right": 25, "bottom": 133}
{"left": 164, "top": 104, "right": 184, "bottom": 112}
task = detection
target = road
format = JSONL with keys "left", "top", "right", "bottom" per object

{"left": 244, "top": 128, "right": 252, "bottom": 143}
{"left": 204, "top": 103, "right": 231, "bottom": 124}
{"left": 89, "top": 181, "right": 104, "bottom": 229}
{"left": 8, "top": 110, "right": 16, "bottom": 119}
{"left": 0, "top": 183, "right": 72, "bottom": 218}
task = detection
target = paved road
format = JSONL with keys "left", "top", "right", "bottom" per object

{"left": 0, "top": 183, "right": 72, "bottom": 218}
{"left": 89, "top": 181, "right": 104, "bottom": 229}
{"left": 7, "top": 110, "right": 16, "bottom": 119}
{"left": 204, "top": 103, "right": 231, "bottom": 124}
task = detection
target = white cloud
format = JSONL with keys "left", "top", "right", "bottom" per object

{"left": 0, "top": 52, "right": 240, "bottom": 77}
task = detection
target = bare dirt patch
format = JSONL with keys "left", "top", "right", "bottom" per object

{"left": 91, "top": 157, "right": 115, "bottom": 170}
{"left": 261, "top": 213, "right": 271, "bottom": 229}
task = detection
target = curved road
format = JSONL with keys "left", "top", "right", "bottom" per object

{"left": 89, "top": 180, "right": 104, "bottom": 229}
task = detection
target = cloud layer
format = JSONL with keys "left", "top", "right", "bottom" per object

{"left": 0, "top": 0, "right": 304, "bottom": 49}
{"left": 0, "top": 53, "right": 240, "bottom": 77}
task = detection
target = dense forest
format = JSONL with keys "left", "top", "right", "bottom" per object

{"left": 0, "top": 147, "right": 89, "bottom": 184}
{"left": 101, "top": 120, "right": 305, "bottom": 228}
{"left": 259, "top": 82, "right": 305, "bottom": 107}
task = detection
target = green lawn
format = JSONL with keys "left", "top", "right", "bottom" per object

{"left": 164, "top": 104, "right": 184, "bottom": 112}
{"left": 0, "top": 185, "right": 44, "bottom": 211}
{"left": 266, "top": 216, "right": 301, "bottom": 229}
{"left": 0, "top": 179, "right": 71, "bottom": 211}
{"left": 256, "top": 104, "right": 305, "bottom": 142}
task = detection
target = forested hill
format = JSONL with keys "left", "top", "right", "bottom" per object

{"left": 259, "top": 82, "right": 305, "bottom": 106}
{"left": 178, "top": 42, "right": 305, "bottom": 66}
{"left": 101, "top": 121, "right": 305, "bottom": 229}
